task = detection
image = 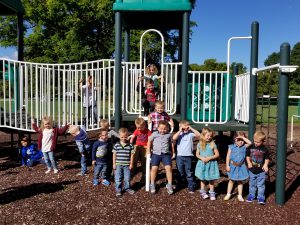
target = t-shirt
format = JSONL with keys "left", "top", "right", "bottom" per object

{"left": 92, "top": 140, "right": 112, "bottom": 163}
{"left": 246, "top": 145, "right": 270, "bottom": 174}
{"left": 133, "top": 128, "right": 152, "bottom": 146}
{"left": 145, "top": 89, "right": 156, "bottom": 102}
{"left": 176, "top": 131, "right": 195, "bottom": 156}
{"left": 42, "top": 129, "right": 53, "bottom": 152}
{"left": 149, "top": 111, "right": 171, "bottom": 131}
{"left": 112, "top": 142, "right": 135, "bottom": 166}
{"left": 149, "top": 131, "right": 172, "bottom": 155}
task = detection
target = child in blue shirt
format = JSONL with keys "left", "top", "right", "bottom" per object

{"left": 92, "top": 128, "right": 113, "bottom": 186}
{"left": 20, "top": 135, "right": 44, "bottom": 167}
{"left": 173, "top": 120, "right": 201, "bottom": 193}
{"left": 69, "top": 125, "right": 91, "bottom": 176}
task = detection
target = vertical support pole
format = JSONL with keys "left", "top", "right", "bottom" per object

{"left": 181, "top": 12, "right": 190, "bottom": 120}
{"left": 114, "top": 12, "right": 122, "bottom": 130}
{"left": 124, "top": 29, "right": 130, "bottom": 62}
{"left": 248, "top": 21, "right": 259, "bottom": 141}
{"left": 275, "top": 42, "right": 290, "bottom": 205}
{"left": 231, "top": 65, "right": 238, "bottom": 121}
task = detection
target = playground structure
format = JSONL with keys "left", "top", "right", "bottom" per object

{"left": 1, "top": 0, "right": 300, "bottom": 206}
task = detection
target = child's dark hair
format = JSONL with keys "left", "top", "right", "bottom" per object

{"left": 20, "top": 135, "right": 31, "bottom": 145}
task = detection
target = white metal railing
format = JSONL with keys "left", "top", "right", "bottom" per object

{"left": 291, "top": 114, "right": 300, "bottom": 147}
{"left": 0, "top": 58, "right": 115, "bottom": 131}
{"left": 188, "top": 71, "right": 230, "bottom": 124}
{"left": 234, "top": 72, "right": 250, "bottom": 123}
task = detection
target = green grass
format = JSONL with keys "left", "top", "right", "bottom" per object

{"left": 257, "top": 105, "right": 300, "bottom": 124}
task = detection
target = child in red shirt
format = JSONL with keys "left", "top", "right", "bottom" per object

{"left": 130, "top": 117, "right": 152, "bottom": 183}
{"left": 141, "top": 80, "right": 158, "bottom": 116}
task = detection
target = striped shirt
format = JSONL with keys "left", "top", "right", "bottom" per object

{"left": 112, "top": 142, "right": 135, "bottom": 166}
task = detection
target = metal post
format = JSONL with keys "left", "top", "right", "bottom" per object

{"left": 231, "top": 65, "right": 238, "bottom": 121}
{"left": 248, "top": 21, "right": 259, "bottom": 141}
{"left": 275, "top": 42, "right": 290, "bottom": 205}
{"left": 114, "top": 12, "right": 122, "bottom": 130}
{"left": 181, "top": 12, "right": 190, "bottom": 120}
{"left": 124, "top": 29, "right": 130, "bottom": 62}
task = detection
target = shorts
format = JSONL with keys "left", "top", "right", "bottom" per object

{"left": 151, "top": 153, "right": 172, "bottom": 166}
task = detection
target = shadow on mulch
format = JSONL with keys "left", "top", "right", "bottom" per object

{"left": 0, "top": 180, "right": 78, "bottom": 205}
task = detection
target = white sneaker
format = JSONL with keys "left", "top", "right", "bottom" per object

{"left": 45, "top": 169, "right": 51, "bottom": 174}
{"left": 237, "top": 195, "right": 244, "bottom": 202}
{"left": 224, "top": 194, "right": 231, "bottom": 201}
{"left": 53, "top": 169, "right": 59, "bottom": 174}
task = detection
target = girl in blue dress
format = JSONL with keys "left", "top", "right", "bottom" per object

{"left": 195, "top": 127, "right": 220, "bottom": 200}
{"left": 224, "top": 132, "right": 252, "bottom": 202}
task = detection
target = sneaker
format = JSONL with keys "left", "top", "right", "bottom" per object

{"left": 126, "top": 189, "right": 135, "bottom": 195}
{"left": 237, "top": 195, "right": 244, "bottom": 202}
{"left": 188, "top": 189, "right": 195, "bottom": 194}
{"left": 209, "top": 191, "right": 216, "bottom": 201}
{"left": 246, "top": 195, "right": 255, "bottom": 202}
{"left": 116, "top": 192, "right": 122, "bottom": 197}
{"left": 53, "top": 169, "right": 59, "bottom": 174}
{"left": 101, "top": 179, "right": 110, "bottom": 186}
{"left": 93, "top": 179, "right": 99, "bottom": 186}
{"left": 45, "top": 169, "right": 51, "bottom": 174}
{"left": 200, "top": 190, "right": 209, "bottom": 199}
{"left": 224, "top": 194, "right": 231, "bottom": 201}
{"left": 258, "top": 198, "right": 265, "bottom": 205}
{"left": 77, "top": 172, "right": 87, "bottom": 176}
{"left": 150, "top": 184, "right": 156, "bottom": 194}
{"left": 166, "top": 184, "right": 174, "bottom": 195}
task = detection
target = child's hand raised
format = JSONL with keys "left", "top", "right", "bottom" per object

{"left": 226, "top": 165, "right": 230, "bottom": 172}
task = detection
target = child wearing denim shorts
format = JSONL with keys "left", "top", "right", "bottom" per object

{"left": 246, "top": 131, "right": 270, "bottom": 205}
{"left": 92, "top": 128, "right": 113, "bottom": 186}
{"left": 147, "top": 120, "right": 175, "bottom": 195}
{"left": 69, "top": 125, "right": 91, "bottom": 176}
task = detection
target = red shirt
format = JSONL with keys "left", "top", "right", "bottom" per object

{"left": 133, "top": 128, "right": 152, "bottom": 146}
{"left": 145, "top": 89, "right": 156, "bottom": 102}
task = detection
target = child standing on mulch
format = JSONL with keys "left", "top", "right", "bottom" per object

{"left": 224, "top": 132, "right": 252, "bottom": 202}
{"left": 31, "top": 117, "right": 69, "bottom": 174}
{"left": 195, "top": 127, "right": 220, "bottom": 200}
{"left": 173, "top": 120, "right": 201, "bottom": 193}
{"left": 69, "top": 125, "right": 91, "bottom": 176}
{"left": 92, "top": 128, "right": 113, "bottom": 186}
{"left": 246, "top": 131, "right": 270, "bottom": 205}
{"left": 148, "top": 100, "right": 174, "bottom": 132}
{"left": 20, "top": 135, "right": 44, "bottom": 167}
{"left": 130, "top": 117, "right": 152, "bottom": 184}
{"left": 147, "top": 120, "right": 175, "bottom": 195}
{"left": 113, "top": 128, "right": 135, "bottom": 197}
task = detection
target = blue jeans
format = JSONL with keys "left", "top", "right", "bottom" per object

{"left": 115, "top": 165, "right": 131, "bottom": 193}
{"left": 176, "top": 156, "right": 195, "bottom": 191}
{"left": 76, "top": 140, "right": 91, "bottom": 174}
{"left": 43, "top": 151, "right": 57, "bottom": 170}
{"left": 93, "top": 162, "right": 108, "bottom": 180}
{"left": 27, "top": 159, "right": 45, "bottom": 167}
{"left": 249, "top": 171, "right": 266, "bottom": 200}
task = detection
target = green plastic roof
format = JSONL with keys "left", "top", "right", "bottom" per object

{"left": 0, "top": 0, "right": 25, "bottom": 15}
{"left": 113, "top": 0, "right": 192, "bottom": 11}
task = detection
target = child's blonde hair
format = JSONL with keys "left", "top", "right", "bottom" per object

{"left": 99, "top": 119, "right": 109, "bottom": 129}
{"left": 135, "top": 117, "right": 146, "bottom": 126}
{"left": 179, "top": 120, "right": 189, "bottom": 126}
{"left": 199, "top": 127, "right": 215, "bottom": 150}
{"left": 41, "top": 116, "right": 53, "bottom": 130}
{"left": 119, "top": 127, "right": 129, "bottom": 135}
{"left": 69, "top": 125, "right": 80, "bottom": 136}
{"left": 253, "top": 130, "right": 266, "bottom": 142}
{"left": 145, "top": 64, "right": 158, "bottom": 75}
{"left": 155, "top": 100, "right": 164, "bottom": 108}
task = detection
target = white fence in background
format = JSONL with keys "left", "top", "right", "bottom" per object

{"left": 234, "top": 72, "right": 250, "bottom": 123}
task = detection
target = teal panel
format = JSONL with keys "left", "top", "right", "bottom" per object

{"left": 113, "top": 0, "right": 192, "bottom": 11}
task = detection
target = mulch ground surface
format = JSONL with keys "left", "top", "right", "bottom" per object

{"left": 0, "top": 125, "right": 300, "bottom": 225}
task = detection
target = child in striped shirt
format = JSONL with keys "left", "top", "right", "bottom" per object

{"left": 113, "top": 128, "right": 135, "bottom": 197}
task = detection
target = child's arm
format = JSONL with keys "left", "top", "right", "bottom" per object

{"left": 246, "top": 156, "right": 252, "bottom": 168}
{"left": 129, "top": 148, "right": 134, "bottom": 170}
{"left": 190, "top": 126, "right": 201, "bottom": 139}
{"left": 171, "top": 138, "right": 175, "bottom": 159}
{"left": 129, "top": 134, "right": 136, "bottom": 144}
{"left": 225, "top": 148, "right": 231, "bottom": 172}
{"left": 169, "top": 118, "right": 174, "bottom": 129}
{"left": 31, "top": 118, "right": 39, "bottom": 132}
{"left": 57, "top": 124, "right": 69, "bottom": 135}
{"left": 146, "top": 139, "right": 152, "bottom": 156}
{"left": 238, "top": 136, "right": 252, "bottom": 148}
{"left": 172, "top": 128, "right": 182, "bottom": 141}
{"left": 207, "top": 147, "right": 220, "bottom": 162}
{"left": 91, "top": 142, "right": 97, "bottom": 166}
{"left": 262, "top": 159, "right": 269, "bottom": 172}
{"left": 195, "top": 147, "right": 205, "bottom": 161}
{"left": 112, "top": 152, "right": 117, "bottom": 170}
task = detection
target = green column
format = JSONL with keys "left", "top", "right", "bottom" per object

{"left": 114, "top": 12, "right": 122, "bottom": 130}
{"left": 180, "top": 11, "right": 190, "bottom": 120}
{"left": 124, "top": 29, "right": 130, "bottom": 62}
{"left": 275, "top": 42, "right": 290, "bottom": 205}
{"left": 248, "top": 21, "right": 259, "bottom": 141}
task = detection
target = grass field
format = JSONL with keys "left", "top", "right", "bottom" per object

{"left": 257, "top": 105, "right": 300, "bottom": 124}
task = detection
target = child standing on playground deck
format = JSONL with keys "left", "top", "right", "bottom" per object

{"left": 173, "top": 120, "right": 201, "bottom": 193}
{"left": 69, "top": 125, "right": 91, "bottom": 176}
{"left": 224, "top": 132, "right": 252, "bottom": 201}
{"left": 195, "top": 127, "right": 220, "bottom": 200}
{"left": 79, "top": 75, "right": 98, "bottom": 127}
{"left": 141, "top": 80, "right": 158, "bottom": 115}
{"left": 92, "top": 128, "right": 113, "bottom": 186}
{"left": 32, "top": 117, "right": 69, "bottom": 174}
{"left": 246, "top": 131, "right": 270, "bottom": 205}
{"left": 20, "top": 135, "right": 44, "bottom": 167}
{"left": 130, "top": 117, "right": 152, "bottom": 183}
{"left": 147, "top": 120, "right": 175, "bottom": 195}
{"left": 113, "top": 128, "right": 135, "bottom": 197}
{"left": 148, "top": 100, "right": 174, "bottom": 132}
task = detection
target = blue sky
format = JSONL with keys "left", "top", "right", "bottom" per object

{"left": 1, "top": 0, "right": 299, "bottom": 71}
{"left": 190, "top": 0, "right": 300, "bottom": 69}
